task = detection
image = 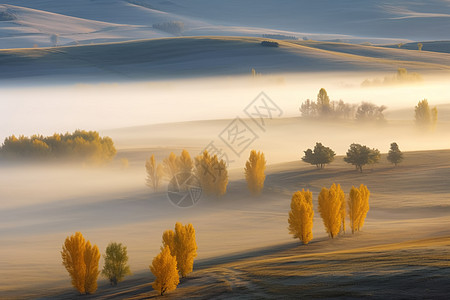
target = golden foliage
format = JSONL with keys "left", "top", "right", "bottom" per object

{"left": 163, "top": 152, "right": 180, "bottom": 179}
{"left": 162, "top": 222, "right": 198, "bottom": 278}
{"left": 61, "top": 232, "right": 100, "bottom": 294}
{"left": 348, "top": 184, "right": 370, "bottom": 233}
{"left": 244, "top": 150, "right": 266, "bottom": 195}
{"left": 288, "top": 190, "right": 314, "bottom": 244}
{"left": 178, "top": 149, "right": 194, "bottom": 173}
{"left": 145, "top": 154, "right": 164, "bottom": 191}
{"left": 318, "top": 184, "right": 344, "bottom": 238}
{"left": 150, "top": 245, "right": 180, "bottom": 296}
{"left": 195, "top": 150, "right": 228, "bottom": 197}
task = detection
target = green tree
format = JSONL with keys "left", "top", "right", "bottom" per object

{"left": 344, "top": 143, "right": 380, "bottom": 172}
{"left": 302, "top": 142, "right": 335, "bottom": 169}
{"left": 102, "top": 242, "right": 131, "bottom": 286}
{"left": 387, "top": 142, "right": 403, "bottom": 166}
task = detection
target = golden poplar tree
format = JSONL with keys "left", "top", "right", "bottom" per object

{"left": 178, "top": 149, "right": 194, "bottom": 173}
{"left": 195, "top": 150, "right": 228, "bottom": 197}
{"left": 150, "top": 245, "right": 179, "bottom": 296}
{"left": 318, "top": 184, "right": 344, "bottom": 238}
{"left": 61, "top": 232, "right": 86, "bottom": 294}
{"left": 162, "top": 222, "right": 198, "bottom": 277}
{"left": 348, "top": 184, "right": 370, "bottom": 233}
{"left": 84, "top": 241, "right": 100, "bottom": 294}
{"left": 163, "top": 152, "right": 180, "bottom": 179}
{"left": 288, "top": 190, "right": 314, "bottom": 244}
{"left": 61, "top": 232, "right": 100, "bottom": 294}
{"left": 145, "top": 154, "right": 163, "bottom": 192}
{"left": 244, "top": 150, "right": 266, "bottom": 195}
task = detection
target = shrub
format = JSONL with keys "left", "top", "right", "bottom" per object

{"left": 61, "top": 232, "right": 100, "bottom": 294}
{"left": 150, "top": 246, "right": 179, "bottom": 296}
{"left": 288, "top": 190, "right": 314, "bottom": 244}
{"left": 244, "top": 150, "right": 266, "bottom": 195}
{"left": 102, "top": 242, "right": 131, "bottom": 286}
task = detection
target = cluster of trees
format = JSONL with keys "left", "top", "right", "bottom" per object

{"left": 300, "top": 88, "right": 386, "bottom": 122}
{"left": 302, "top": 142, "right": 402, "bottom": 172}
{"left": 361, "top": 68, "right": 422, "bottom": 86}
{"left": 0, "top": 130, "right": 116, "bottom": 164}
{"left": 146, "top": 149, "right": 228, "bottom": 197}
{"left": 415, "top": 99, "right": 438, "bottom": 130}
{"left": 151, "top": 222, "right": 198, "bottom": 296}
{"left": 146, "top": 149, "right": 269, "bottom": 198}
{"left": 152, "top": 21, "right": 184, "bottom": 35}
{"left": 261, "top": 41, "right": 279, "bottom": 47}
{"left": 61, "top": 233, "right": 131, "bottom": 295}
{"left": 288, "top": 184, "right": 370, "bottom": 243}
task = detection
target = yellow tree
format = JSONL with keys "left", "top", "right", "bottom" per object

{"left": 348, "top": 184, "right": 370, "bottom": 233}
{"left": 288, "top": 190, "right": 314, "bottom": 244}
{"left": 195, "top": 150, "right": 228, "bottom": 197}
{"left": 163, "top": 152, "right": 180, "bottom": 179}
{"left": 162, "top": 222, "right": 198, "bottom": 278}
{"left": 145, "top": 154, "right": 164, "bottom": 192}
{"left": 84, "top": 241, "right": 100, "bottom": 294}
{"left": 318, "top": 184, "right": 344, "bottom": 238}
{"left": 178, "top": 149, "right": 194, "bottom": 173}
{"left": 61, "top": 232, "right": 86, "bottom": 294}
{"left": 150, "top": 245, "right": 179, "bottom": 296}
{"left": 61, "top": 232, "right": 100, "bottom": 294}
{"left": 244, "top": 150, "right": 266, "bottom": 195}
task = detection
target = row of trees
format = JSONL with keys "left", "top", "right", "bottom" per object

{"left": 300, "top": 88, "right": 439, "bottom": 129}
{"left": 302, "top": 142, "right": 403, "bottom": 172}
{"left": 146, "top": 150, "right": 228, "bottom": 197}
{"left": 61, "top": 233, "right": 131, "bottom": 294}
{"left": 0, "top": 130, "right": 116, "bottom": 164}
{"left": 300, "top": 88, "right": 386, "bottom": 122}
{"left": 288, "top": 184, "right": 370, "bottom": 244}
{"left": 62, "top": 223, "right": 197, "bottom": 296}
{"left": 146, "top": 149, "right": 268, "bottom": 198}
{"left": 151, "top": 222, "right": 198, "bottom": 295}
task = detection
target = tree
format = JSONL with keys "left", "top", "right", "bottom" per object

{"left": 348, "top": 185, "right": 370, "bottom": 233}
{"left": 178, "top": 149, "right": 194, "bottom": 173}
{"left": 418, "top": 42, "right": 423, "bottom": 51}
{"left": 415, "top": 99, "right": 438, "bottom": 129}
{"left": 355, "top": 102, "right": 386, "bottom": 122}
{"left": 318, "top": 184, "right": 344, "bottom": 238}
{"left": 150, "top": 246, "right": 179, "bottom": 296}
{"left": 288, "top": 190, "right": 314, "bottom": 244}
{"left": 163, "top": 152, "right": 180, "bottom": 179}
{"left": 344, "top": 143, "right": 380, "bottom": 172}
{"left": 145, "top": 154, "right": 164, "bottom": 191}
{"left": 302, "top": 142, "right": 335, "bottom": 169}
{"left": 61, "top": 232, "right": 100, "bottom": 295}
{"left": 162, "top": 222, "right": 198, "bottom": 278}
{"left": 317, "top": 88, "right": 331, "bottom": 116}
{"left": 244, "top": 150, "right": 266, "bottom": 195}
{"left": 102, "top": 242, "right": 131, "bottom": 286}
{"left": 195, "top": 150, "right": 228, "bottom": 197}
{"left": 387, "top": 142, "right": 403, "bottom": 166}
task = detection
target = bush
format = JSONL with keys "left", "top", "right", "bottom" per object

{"left": 261, "top": 41, "right": 279, "bottom": 47}
{"left": 61, "top": 232, "right": 100, "bottom": 295}
{"left": 244, "top": 150, "right": 266, "bottom": 195}
{"left": 288, "top": 190, "right": 314, "bottom": 244}
{"left": 0, "top": 130, "right": 116, "bottom": 164}
{"left": 102, "top": 242, "right": 131, "bottom": 286}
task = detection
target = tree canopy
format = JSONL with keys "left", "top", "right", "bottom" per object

{"left": 343, "top": 143, "right": 380, "bottom": 172}
{"left": 302, "top": 142, "right": 335, "bottom": 169}
{"left": 387, "top": 142, "right": 403, "bottom": 166}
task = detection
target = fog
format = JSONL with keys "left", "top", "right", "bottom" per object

{"left": 1, "top": 72, "right": 449, "bottom": 143}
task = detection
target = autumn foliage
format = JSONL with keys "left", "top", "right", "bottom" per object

{"left": 288, "top": 190, "right": 314, "bottom": 244}
{"left": 348, "top": 184, "right": 370, "bottom": 233}
{"left": 244, "top": 150, "right": 266, "bottom": 195}
{"left": 150, "top": 245, "right": 180, "bottom": 296}
{"left": 318, "top": 184, "right": 345, "bottom": 238}
{"left": 145, "top": 154, "right": 164, "bottom": 191}
{"left": 61, "top": 232, "right": 100, "bottom": 294}
{"left": 195, "top": 150, "right": 228, "bottom": 197}
{"left": 162, "top": 222, "right": 198, "bottom": 277}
